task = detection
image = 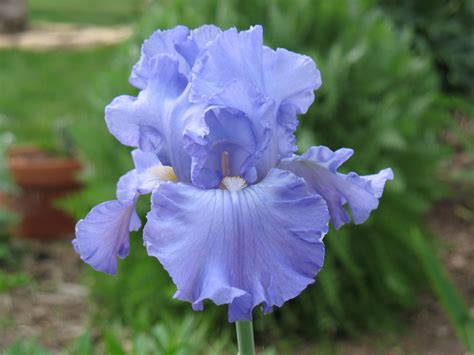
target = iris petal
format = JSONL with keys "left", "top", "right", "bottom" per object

{"left": 184, "top": 81, "right": 273, "bottom": 188}
{"left": 190, "top": 26, "right": 265, "bottom": 100}
{"left": 263, "top": 47, "right": 321, "bottom": 115}
{"left": 190, "top": 25, "right": 322, "bottom": 179}
{"left": 279, "top": 146, "right": 394, "bottom": 229}
{"left": 143, "top": 169, "right": 329, "bottom": 321}
{"left": 73, "top": 200, "right": 141, "bottom": 274}
{"left": 130, "top": 25, "right": 222, "bottom": 90}
{"left": 130, "top": 25, "right": 190, "bottom": 89}
{"left": 116, "top": 170, "right": 139, "bottom": 202}
{"left": 131, "top": 149, "right": 161, "bottom": 173}
{"left": 73, "top": 149, "right": 173, "bottom": 274}
{"left": 105, "top": 55, "right": 188, "bottom": 172}
{"left": 261, "top": 47, "right": 322, "bottom": 166}
{"left": 175, "top": 25, "right": 222, "bottom": 67}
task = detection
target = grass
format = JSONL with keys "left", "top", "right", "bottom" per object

{"left": 0, "top": 270, "right": 30, "bottom": 293}
{"left": 0, "top": 46, "right": 128, "bottom": 148}
{"left": 28, "top": 0, "right": 143, "bottom": 25}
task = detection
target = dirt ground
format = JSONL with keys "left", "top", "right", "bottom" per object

{"left": 0, "top": 239, "right": 87, "bottom": 351}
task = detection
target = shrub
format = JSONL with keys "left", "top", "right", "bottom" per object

{"left": 377, "top": 0, "right": 474, "bottom": 99}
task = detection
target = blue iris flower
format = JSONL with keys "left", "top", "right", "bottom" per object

{"left": 73, "top": 25, "right": 393, "bottom": 322}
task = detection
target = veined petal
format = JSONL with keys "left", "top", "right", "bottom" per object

{"left": 279, "top": 146, "right": 394, "bottom": 229}
{"left": 73, "top": 200, "right": 141, "bottom": 274}
{"left": 105, "top": 55, "right": 187, "bottom": 166}
{"left": 184, "top": 81, "right": 273, "bottom": 188}
{"left": 144, "top": 169, "right": 329, "bottom": 322}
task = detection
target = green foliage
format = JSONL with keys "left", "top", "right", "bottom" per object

{"left": 445, "top": 98, "right": 474, "bottom": 188}
{"left": 3, "top": 339, "right": 51, "bottom": 355}
{"left": 3, "top": 317, "right": 231, "bottom": 355}
{"left": 64, "top": 0, "right": 453, "bottom": 343}
{"left": 0, "top": 270, "right": 30, "bottom": 292}
{"left": 0, "top": 205, "right": 31, "bottom": 293}
{"left": 377, "top": 0, "right": 474, "bottom": 98}
{"left": 0, "top": 131, "right": 28, "bottom": 293}
{"left": 0, "top": 46, "right": 126, "bottom": 149}
{"left": 123, "top": 316, "right": 230, "bottom": 354}
{"left": 66, "top": 331, "right": 94, "bottom": 355}
{"left": 28, "top": 0, "right": 143, "bottom": 25}
{"left": 411, "top": 228, "right": 474, "bottom": 351}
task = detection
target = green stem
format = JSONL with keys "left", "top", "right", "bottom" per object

{"left": 235, "top": 320, "right": 256, "bottom": 355}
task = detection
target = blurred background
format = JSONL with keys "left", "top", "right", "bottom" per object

{"left": 0, "top": 0, "right": 473, "bottom": 353}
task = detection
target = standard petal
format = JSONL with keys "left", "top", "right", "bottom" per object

{"left": 144, "top": 169, "right": 329, "bottom": 322}
{"left": 130, "top": 25, "right": 190, "bottom": 89}
{"left": 190, "top": 26, "right": 322, "bottom": 177}
{"left": 175, "top": 25, "right": 222, "bottom": 68}
{"left": 105, "top": 55, "right": 187, "bottom": 164}
{"left": 190, "top": 25, "right": 265, "bottom": 101}
{"left": 261, "top": 47, "right": 321, "bottom": 164}
{"left": 279, "top": 146, "right": 394, "bottom": 229}
{"left": 73, "top": 200, "right": 141, "bottom": 274}
{"left": 263, "top": 47, "right": 321, "bottom": 115}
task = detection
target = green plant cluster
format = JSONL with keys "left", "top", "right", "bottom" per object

{"left": 377, "top": 0, "right": 474, "bottom": 99}
{"left": 0, "top": 133, "right": 30, "bottom": 293}
{"left": 61, "top": 0, "right": 461, "bottom": 343}
{"left": 3, "top": 316, "right": 231, "bottom": 355}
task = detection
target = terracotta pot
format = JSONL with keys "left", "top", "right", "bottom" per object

{"left": 6, "top": 145, "right": 82, "bottom": 240}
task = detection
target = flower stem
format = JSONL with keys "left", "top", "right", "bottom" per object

{"left": 235, "top": 320, "right": 256, "bottom": 355}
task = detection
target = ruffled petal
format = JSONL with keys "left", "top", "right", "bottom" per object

{"left": 175, "top": 25, "right": 222, "bottom": 68}
{"left": 190, "top": 26, "right": 265, "bottom": 100}
{"left": 189, "top": 26, "right": 322, "bottom": 179}
{"left": 73, "top": 200, "right": 141, "bottom": 274}
{"left": 183, "top": 81, "right": 273, "bottom": 188}
{"left": 130, "top": 25, "right": 222, "bottom": 90}
{"left": 261, "top": 47, "right": 321, "bottom": 162}
{"left": 105, "top": 55, "right": 188, "bottom": 167}
{"left": 279, "top": 146, "right": 394, "bottom": 229}
{"left": 263, "top": 47, "right": 321, "bottom": 115}
{"left": 143, "top": 169, "right": 329, "bottom": 321}
{"left": 130, "top": 25, "right": 190, "bottom": 89}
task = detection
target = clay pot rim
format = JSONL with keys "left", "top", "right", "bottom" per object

{"left": 7, "top": 145, "right": 82, "bottom": 170}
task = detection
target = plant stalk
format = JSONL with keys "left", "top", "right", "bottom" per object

{"left": 235, "top": 320, "right": 256, "bottom": 355}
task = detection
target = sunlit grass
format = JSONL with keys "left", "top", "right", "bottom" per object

{"left": 0, "top": 46, "right": 127, "bottom": 148}
{"left": 28, "top": 0, "right": 142, "bottom": 25}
